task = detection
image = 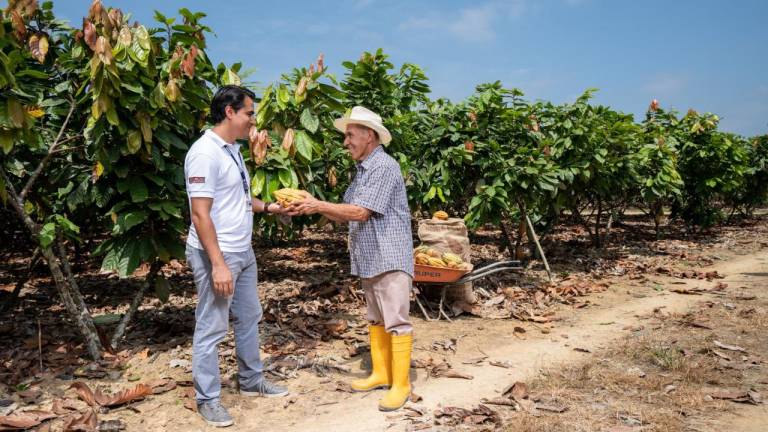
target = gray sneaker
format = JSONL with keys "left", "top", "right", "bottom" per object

{"left": 240, "top": 379, "right": 289, "bottom": 398}
{"left": 197, "top": 401, "right": 234, "bottom": 427}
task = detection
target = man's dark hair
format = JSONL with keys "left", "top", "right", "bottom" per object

{"left": 209, "top": 85, "right": 257, "bottom": 124}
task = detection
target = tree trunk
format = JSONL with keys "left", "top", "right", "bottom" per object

{"left": 499, "top": 216, "right": 516, "bottom": 258}
{"left": 39, "top": 245, "right": 103, "bottom": 360}
{"left": 594, "top": 201, "right": 603, "bottom": 248}
{"left": 602, "top": 211, "right": 614, "bottom": 247}
{"left": 2, "top": 169, "right": 103, "bottom": 360}
{"left": 524, "top": 213, "right": 552, "bottom": 281}
{"left": 110, "top": 259, "right": 163, "bottom": 350}
{"left": 515, "top": 218, "right": 527, "bottom": 260}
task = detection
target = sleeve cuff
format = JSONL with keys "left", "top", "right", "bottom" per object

{"left": 188, "top": 191, "right": 215, "bottom": 198}
{"left": 349, "top": 197, "right": 385, "bottom": 215}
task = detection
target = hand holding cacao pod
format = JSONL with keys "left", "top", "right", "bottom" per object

{"left": 273, "top": 188, "right": 308, "bottom": 207}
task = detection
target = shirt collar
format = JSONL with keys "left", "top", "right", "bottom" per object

{"left": 205, "top": 129, "right": 241, "bottom": 150}
{"left": 358, "top": 145, "right": 384, "bottom": 170}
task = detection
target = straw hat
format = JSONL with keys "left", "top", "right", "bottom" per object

{"left": 333, "top": 106, "right": 392, "bottom": 144}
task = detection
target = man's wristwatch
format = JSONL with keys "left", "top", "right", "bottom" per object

{"left": 263, "top": 202, "right": 271, "bottom": 213}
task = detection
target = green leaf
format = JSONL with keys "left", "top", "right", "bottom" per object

{"left": 120, "top": 177, "right": 149, "bottom": 203}
{"left": 106, "top": 106, "right": 120, "bottom": 126}
{"left": 128, "top": 27, "right": 151, "bottom": 67}
{"left": 38, "top": 223, "right": 56, "bottom": 247}
{"left": 251, "top": 170, "right": 266, "bottom": 197}
{"left": 7, "top": 98, "right": 25, "bottom": 129}
{"left": 122, "top": 211, "right": 148, "bottom": 232}
{"left": 222, "top": 68, "right": 240, "bottom": 86}
{"left": 54, "top": 215, "right": 80, "bottom": 234}
{"left": 137, "top": 113, "right": 152, "bottom": 143}
{"left": 300, "top": 108, "right": 319, "bottom": 133}
{"left": 155, "top": 129, "right": 186, "bottom": 150}
{"left": 424, "top": 185, "right": 437, "bottom": 202}
{"left": 278, "top": 169, "right": 292, "bottom": 187}
{"left": 294, "top": 130, "right": 314, "bottom": 161}
{"left": 127, "top": 130, "right": 142, "bottom": 154}
{"left": 160, "top": 201, "right": 182, "bottom": 218}
{"left": 277, "top": 85, "right": 289, "bottom": 109}
{"left": 0, "top": 130, "right": 13, "bottom": 154}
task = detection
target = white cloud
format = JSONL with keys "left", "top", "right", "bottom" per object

{"left": 398, "top": 1, "right": 526, "bottom": 43}
{"left": 448, "top": 5, "right": 497, "bottom": 42}
{"left": 642, "top": 74, "right": 687, "bottom": 97}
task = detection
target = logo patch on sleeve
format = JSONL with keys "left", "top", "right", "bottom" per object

{"left": 189, "top": 176, "right": 206, "bottom": 184}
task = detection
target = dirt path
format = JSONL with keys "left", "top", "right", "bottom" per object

{"left": 165, "top": 251, "right": 763, "bottom": 431}
{"left": 108, "top": 245, "right": 767, "bottom": 431}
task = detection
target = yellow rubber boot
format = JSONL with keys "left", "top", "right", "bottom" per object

{"left": 378, "top": 333, "right": 412, "bottom": 411}
{"left": 351, "top": 325, "right": 391, "bottom": 392}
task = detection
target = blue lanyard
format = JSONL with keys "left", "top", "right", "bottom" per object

{"left": 222, "top": 145, "right": 249, "bottom": 196}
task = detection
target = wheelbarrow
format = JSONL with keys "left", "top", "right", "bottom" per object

{"left": 413, "top": 260, "right": 524, "bottom": 321}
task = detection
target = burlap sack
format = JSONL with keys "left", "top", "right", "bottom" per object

{"left": 417, "top": 218, "right": 477, "bottom": 304}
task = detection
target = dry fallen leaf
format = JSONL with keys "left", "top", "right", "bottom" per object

{"left": 489, "top": 360, "right": 514, "bottom": 369}
{"left": 62, "top": 409, "right": 97, "bottom": 432}
{"left": 69, "top": 382, "right": 98, "bottom": 407}
{"left": 70, "top": 382, "right": 152, "bottom": 408}
{"left": 0, "top": 410, "right": 56, "bottom": 430}
{"left": 51, "top": 399, "right": 80, "bottom": 416}
{"left": 535, "top": 403, "right": 568, "bottom": 413}
{"left": 714, "top": 340, "right": 747, "bottom": 353}
{"left": 502, "top": 382, "right": 529, "bottom": 400}
{"left": 147, "top": 378, "right": 177, "bottom": 395}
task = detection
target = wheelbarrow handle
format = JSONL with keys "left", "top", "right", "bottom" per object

{"left": 454, "top": 261, "right": 524, "bottom": 284}
{"left": 470, "top": 260, "right": 523, "bottom": 273}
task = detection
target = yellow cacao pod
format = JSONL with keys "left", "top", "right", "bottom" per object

{"left": 433, "top": 211, "right": 449, "bottom": 220}
{"left": 441, "top": 252, "right": 463, "bottom": 265}
{"left": 427, "top": 257, "right": 447, "bottom": 268}
{"left": 273, "top": 188, "right": 306, "bottom": 206}
{"left": 414, "top": 245, "right": 430, "bottom": 254}
{"left": 426, "top": 248, "right": 442, "bottom": 258}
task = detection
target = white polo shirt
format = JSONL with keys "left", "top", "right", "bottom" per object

{"left": 184, "top": 129, "right": 253, "bottom": 252}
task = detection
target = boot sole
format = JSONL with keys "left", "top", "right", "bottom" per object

{"left": 351, "top": 384, "right": 390, "bottom": 393}
{"left": 378, "top": 398, "right": 408, "bottom": 412}
{"left": 201, "top": 418, "right": 234, "bottom": 427}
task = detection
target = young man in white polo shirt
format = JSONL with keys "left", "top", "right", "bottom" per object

{"left": 185, "top": 85, "right": 288, "bottom": 427}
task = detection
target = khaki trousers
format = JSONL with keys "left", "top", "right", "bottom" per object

{"left": 362, "top": 270, "right": 413, "bottom": 335}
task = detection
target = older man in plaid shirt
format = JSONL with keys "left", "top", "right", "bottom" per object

{"left": 288, "top": 106, "right": 414, "bottom": 412}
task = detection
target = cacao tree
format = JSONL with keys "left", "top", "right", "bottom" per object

{"left": 635, "top": 102, "right": 684, "bottom": 238}
{"left": 1, "top": 0, "right": 237, "bottom": 357}
{"left": 672, "top": 110, "right": 748, "bottom": 229}
{"left": 251, "top": 54, "right": 347, "bottom": 239}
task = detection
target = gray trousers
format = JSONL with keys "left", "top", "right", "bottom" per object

{"left": 186, "top": 245, "right": 264, "bottom": 403}
{"left": 362, "top": 270, "right": 413, "bottom": 335}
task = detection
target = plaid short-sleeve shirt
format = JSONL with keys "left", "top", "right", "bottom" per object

{"left": 343, "top": 146, "right": 414, "bottom": 278}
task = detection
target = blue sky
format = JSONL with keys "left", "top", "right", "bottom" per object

{"left": 52, "top": 0, "right": 768, "bottom": 136}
